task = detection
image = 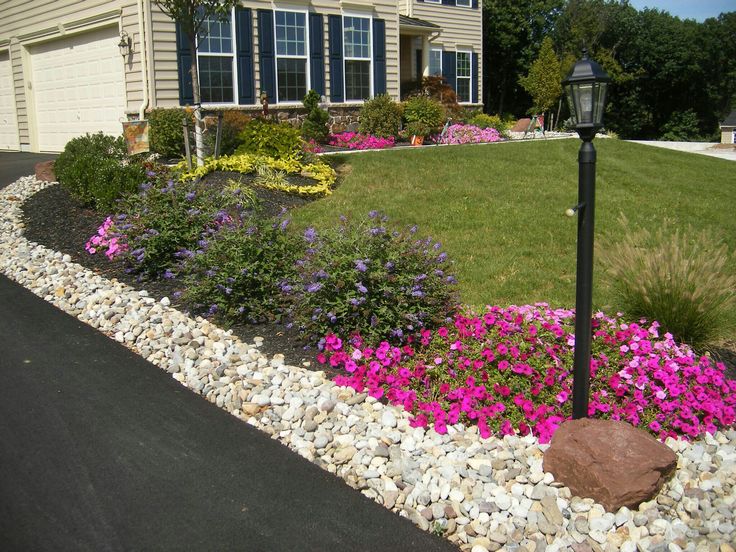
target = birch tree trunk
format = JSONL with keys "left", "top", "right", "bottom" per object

{"left": 189, "top": 40, "right": 205, "bottom": 166}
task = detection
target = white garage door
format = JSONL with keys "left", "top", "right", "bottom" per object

{"left": 30, "top": 26, "right": 126, "bottom": 152}
{"left": 0, "top": 51, "right": 20, "bottom": 151}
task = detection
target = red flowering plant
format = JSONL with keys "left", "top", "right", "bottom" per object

{"left": 319, "top": 304, "right": 736, "bottom": 443}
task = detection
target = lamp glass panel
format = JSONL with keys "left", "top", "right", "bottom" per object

{"left": 593, "top": 82, "right": 608, "bottom": 125}
{"left": 576, "top": 83, "right": 594, "bottom": 124}
{"left": 565, "top": 84, "right": 577, "bottom": 125}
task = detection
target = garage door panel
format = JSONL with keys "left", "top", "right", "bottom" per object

{"left": 31, "top": 26, "right": 126, "bottom": 152}
{"left": 0, "top": 52, "right": 20, "bottom": 151}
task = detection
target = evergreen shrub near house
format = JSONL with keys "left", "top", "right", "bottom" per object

{"left": 235, "top": 119, "right": 303, "bottom": 159}
{"left": 599, "top": 216, "right": 736, "bottom": 350}
{"left": 288, "top": 212, "right": 459, "bottom": 346}
{"left": 204, "top": 110, "right": 252, "bottom": 157}
{"left": 300, "top": 90, "right": 330, "bottom": 143}
{"left": 54, "top": 132, "right": 145, "bottom": 211}
{"left": 358, "top": 94, "right": 403, "bottom": 138}
{"left": 147, "top": 108, "right": 194, "bottom": 159}
{"left": 403, "top": 96, "right": 446, "bottom": 136}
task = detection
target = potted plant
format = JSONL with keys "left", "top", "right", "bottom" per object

{"left": 405, "top": 122, "right": 430, "bottom": 146}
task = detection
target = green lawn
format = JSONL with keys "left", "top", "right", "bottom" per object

{"left": 291, "top": 139, "right": 736, "bottom": 312}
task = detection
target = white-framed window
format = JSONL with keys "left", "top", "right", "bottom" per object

{"left": 424, "top": 0, "right": 441, "bottom": 3}
{"left": 197, "top": 10, "right": 238, "bottom": 103}
{"left": 429, "top": 48, "right": 442, "bottom": 76}
{"left": 456, "top": 50, "right": 472, "bottom": 103}
{"left": 275, "top": 9, "right": 310, "bottom": 103}
{"left": 343, "top": 15, "right": 372, "bottom": 101}
{"left": 456, "top": 0, "right": 472, "bottom": 7}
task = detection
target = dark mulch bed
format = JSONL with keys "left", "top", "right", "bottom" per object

{"left": 21, "top": 178, "right": 334, "bottom": 375}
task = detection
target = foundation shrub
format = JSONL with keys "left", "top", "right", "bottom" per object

{"left": 301, "top": 90, "right": 330, "bottom": 143}
{"left": 205, "top": 111, "right": 252, "bottom": 157}
{"left": 235, "top": 119, "right": 303, "bottom": 159}
{"left": 358, "top": 94, "right": 403, "bottom": 138}
{"left": 403, "top": 96, "right": 446, "bottom": 136}
{"left": 147, "top": 108, "right": 193, "bottom": 158}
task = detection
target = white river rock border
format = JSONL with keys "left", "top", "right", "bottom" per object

{"left": 2, "top": 177, "right": 735, "bottom": 552}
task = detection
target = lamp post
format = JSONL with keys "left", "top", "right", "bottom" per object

{"left": 562, "top": 50, "right": 610, "bottom": 419}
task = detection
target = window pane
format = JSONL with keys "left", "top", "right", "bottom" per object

{"left": 429, "top": 50, "right": 442, "bottom": 76}
{"left": 344, "top": 16, "right": 370, "bottom": 59}
{"left": 456, "top": 0, "right": 472, "bottom": 6}
{"left": 199, "top": 13, "right": 233, "bottom": 54}
{"left": 456, "top": 77, "right": 470, "bottom": 103}
{"left": 345, "top": 59, "right": 370, "bottom": 101}
{"left": 276, "top": 11, "right": 306, "bottom": 57}
{"left": 456, "top": 52, "right": 471, "bottom": 77}
{"left": 277, "top": 58, "right": 307, "bottom": 102}
{"left": 199, "top": 56, "right": 234, "bottom": 103}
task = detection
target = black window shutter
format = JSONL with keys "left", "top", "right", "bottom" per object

{"left": 235, "top": 7, "right": 255, "bottom": 105}
{"left": 373, "top": 18, "right": 386, "bottom": 95}
{"left": 473, "top": 0, "right": 479, "bottom": 8}
{"left": 175, "top": 22, "right": 194, "bottom": 105}
{"left": 257, "top": 9, "right": 276, "bottom": 103}
{"left": 328, "top": 15, "right": 344, "bottom": 102}
{"left": 471, "top": 52, "right": 478, "bottom": 104}
{"left": 443, "top": 51, "right": 456, "bottom": 92}
{"left": 309, "top": 13, "right": 325, "bottom": 97}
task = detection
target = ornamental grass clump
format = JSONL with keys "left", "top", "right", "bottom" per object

{"left": 599, "top": 217, "right": 736, "bottom": 351}
{"left": 180, "top": 213, "right": 302, "bottom": 324}
{"left": 320, "top": 304, "right": 736, "bottom": 444}
{"left": 289, "top": 212, "right": 459, "bottom": 345}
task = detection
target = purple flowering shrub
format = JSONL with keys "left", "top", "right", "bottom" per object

{"left": 179, "top": 213, "right": 302, "bottom": 323}
{"left": 434, "top": 124, "right": 503, "bottom": 145}
{"left": 329, "top": 132, "right": 395, "bottom": 150}
{"left": 320, "top": 304, "right": 736, "bottom": 443}
{"left": 289, "top": 212, "right": 459, "bottom": 345}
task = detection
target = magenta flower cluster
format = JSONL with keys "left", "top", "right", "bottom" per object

{"left": 329, "top": 132, "right": 396, "bottom": 150}
{"left": 85, "top": 216, "right": 128, "bottom": 260}
{"left": 318, "top": 304, "right": 735, "bottom": 443}
{"left": 437, "top": 124, "right": 503, "bottom": 145}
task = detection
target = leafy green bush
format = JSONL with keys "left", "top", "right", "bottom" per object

{"left": 289, "top": 212, "right": 459, "bottom": 345}
{"left": 235, "top": 119, "right": 303, "bottom": 159}
{"left": 204, "top": 111, "right": 252, "bottom": 157}
{"left": 403, "top": 77, "right": 460, "bottom": 117}
{"left": 599, "top": 216, "right": 736, "bottom": 350}
{"left": 54, "top": 132, "right": 144, "bottom": 211}
{"left": 403, "top": 96, "right": 446, "bottom": 135}
{"left": 659, "top": 109, "right": 703, "bottom": 142}
{"left": 358, "top": 94, "right": 403, "bottom": 138}
{"left": 181, "top": 216, "right": 302, "bottom": 324}
{"left": 148, "top": 108, "right": 193, "bottom": 158}
{"left": 466, "top": 113, "right": 511, "bottom": 134}
{"left": 301, "top": 90, "right": 330, "bottom": 143}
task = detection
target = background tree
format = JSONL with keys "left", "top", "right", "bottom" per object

{"left": 519, "top": 36, "right": 562, "bottom": 127}
{"left": 154, "top": 0, "right": 238, "bottom": 165}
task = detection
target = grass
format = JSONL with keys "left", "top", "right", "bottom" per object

{"left": 290, "top": 139, "right": 736, "bottom": 315}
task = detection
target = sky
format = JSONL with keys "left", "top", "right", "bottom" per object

{"left": 627, "top": 0, "right": 735, "bottom": 21}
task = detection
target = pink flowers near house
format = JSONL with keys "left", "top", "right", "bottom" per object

{"left": 85, "top": 216, "right": 128, "bottom": 260}
{"left": 329, "top": 132, "right": 395, "bottom": 150}
{"left": 438, "top": 124, "right": 503, "bottom": 145}
{"left": 319, "top": 303, "right": 736, "bottom": 443}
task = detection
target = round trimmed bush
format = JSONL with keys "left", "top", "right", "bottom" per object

{"left": 359, "top": 94, "right": 403, "bottom": 138}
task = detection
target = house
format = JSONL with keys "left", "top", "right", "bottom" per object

{"left": 0, "top": 0, "right": 482, "bottom": 153}
{"left": 720, "top": 110, "right": 736, "bottom": 145}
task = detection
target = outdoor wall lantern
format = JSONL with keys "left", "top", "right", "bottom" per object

{"left": 562, "top": 50, "right": 610, "bottom": 419}
{"left": 118, "top": 31, "right": 132, "bottom": 58}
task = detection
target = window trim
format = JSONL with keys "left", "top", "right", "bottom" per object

{"left": 455, "top": 0, "right": 472, "bottom": 8}
{"left": 273, "top": 8, "right": 311, "bottom": 105}
{"left": 342, "top": 13, "right": 373, "bottom": 103}
{"left": 196, "top": 7, "right": 239, "bottom": 106}
{"left": 424, "top": 0, "right": 442, "bottom": 4}
{"left": 428, "top": 47, "right": 443, "bottom": 77}
{"left": 455, "top": 49, "right": 472, "bottom": 104}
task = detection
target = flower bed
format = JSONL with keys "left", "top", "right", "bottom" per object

{"left": 329, "top": 132, "right": 395, "bottom": 150}
{"left": 320, "top": 303, "right": 736, "bottom": 443}
{"left": 435, "top": 124, "right": 503, "bottom": 145}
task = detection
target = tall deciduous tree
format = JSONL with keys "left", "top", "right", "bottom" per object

{"left": 154, "top": 0, "right": 238, "bottom": 165}
{"left": 519, "top": 36, "right": 562, "bottom": 123}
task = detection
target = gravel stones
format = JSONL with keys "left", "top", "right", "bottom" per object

{"left": 3, "top": 177, "right": 736, "bottom": 551}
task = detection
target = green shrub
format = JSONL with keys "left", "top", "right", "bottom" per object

{"left": 289, "top": 212, "right": 459, "bottom": 345}
{"left": 204, "top": 111, "right": 252, "bottom": 157}
{"left": 599, "top": 216, "right": 736, "bottom": 350}
{"left": 235, "top": 119, "right": 303, "bottom": 159}
{"left": 466, "top": 113, "right": 511, "bottom": 134}
{"left": 659, "top": 109, "right": 703, "bottom": 142}
{"left": 301, "top": 90, "right": 330, "bottom": 143}
{"left": 358, "top": 94, "right": 403, "bottom": 138}
{"left": 403, "top": 96, "right": 446, "bottom": 135}
{"left": 54, "top": 132, "right": 144, "bottom": 211}
{"left": 403, "top": 76, "right": 461, "bottom": 117}
{"left": 148, "top": 108, "right": 193, "bottom": 158}
{"left": 181, "top": 215, "right": 303, "bottom": 324}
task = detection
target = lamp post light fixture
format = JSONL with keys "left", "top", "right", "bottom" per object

{"left": 562, "top": 50, "right": 610, "bottom": 420}
{"left": 118, "top": 31, "right": 132, "bottom": 58}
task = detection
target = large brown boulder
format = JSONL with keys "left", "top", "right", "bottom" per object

{"left": 543, "top": 418, "right": 677, "bottom": 512}
{"left": 35, "top": 160, "right": 56, "bottom": 183}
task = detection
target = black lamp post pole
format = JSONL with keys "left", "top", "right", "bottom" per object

{"left": 572, "top": 129, "right": 596, "bottom": 419}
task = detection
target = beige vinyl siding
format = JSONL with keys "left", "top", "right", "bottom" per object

{"left": 0, "top": 0, "right": 144, "bottom": 148}
{"left": 410, "top": 0, "right": 482, "bottom": 104}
